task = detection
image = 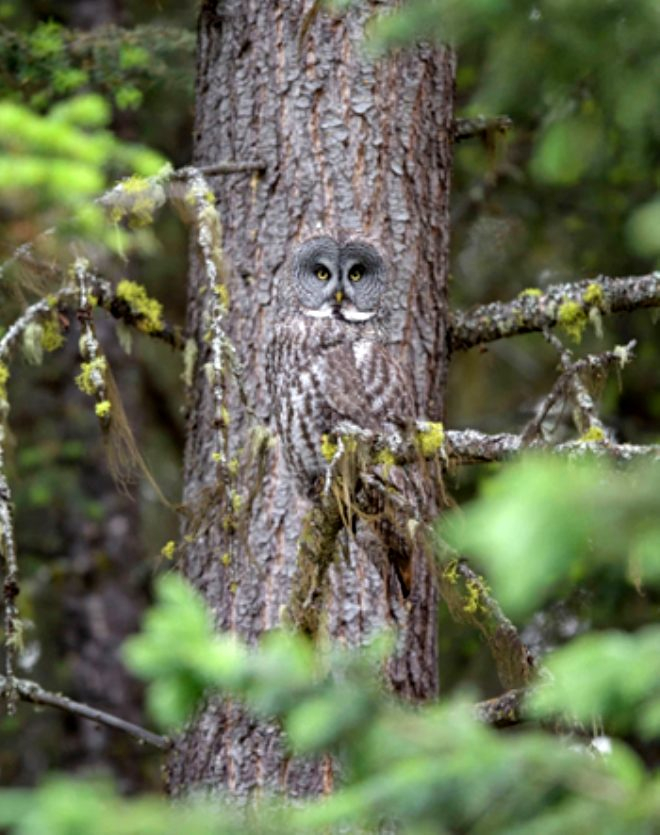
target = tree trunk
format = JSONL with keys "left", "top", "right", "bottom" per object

{"left": 169, "top": 0, "right": 454, "bottom": 798}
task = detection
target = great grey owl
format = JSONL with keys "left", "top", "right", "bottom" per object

{"left": 267, "top": 235, "right": 416, "bottom": 497}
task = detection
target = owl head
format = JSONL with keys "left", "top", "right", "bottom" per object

{"left": 290, "top": 236, "right": 386, "bottom": 323}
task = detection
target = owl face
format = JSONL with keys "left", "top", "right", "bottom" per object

{"left": 292, "top": 236, "right": 385, "bottom": 323}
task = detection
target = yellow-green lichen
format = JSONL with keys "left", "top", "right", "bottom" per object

{"left": 41, "top": 317, "right": 65, "bottom": 352}
{"left": 220, "top": 552, "right": 231, "bottom": 566}
{"left": 228, "top": 457, "right": 239, "bottom": 477}
{"left": 0, "top": 363, "right": 9, "bottom": 401}
{"left": 579, "top": 425, "right": 605, "bottom": 443}
{"left": 376, "top": 448, "right": 396, "bottom": 477}
{"left": 214, "top": 283, "right": 230, "bottom": 309}
{"left": 116, "top": 175, "right": 157, "bottom": 227}
{"left": 463, "top": 579, "right": 482, "bottom": 614}
{"left": 321, "top": 434, "right": 337, "bottom": 462}
{"left": 442, "top": 559, "right": 459, "bottom": 585}
{"left": 557, "top": 300, "right": 587, "bottom": 343}
{"left": 211, "top": 451, "right": 223, "bottom": 463}
{"left": 94, "top": 399, "right": 112, "bottom": 419}
{"left": 583, "top": 282, "right": 605, "bottom": 308}
{"left": 116, "top": 279, "right": 164, "bottom": 333}
{"left": 230, "top": 491, "right": 243, "bottom": 514}
{"left": 75, "top": 356, "right": 107, "bottom": 396}
{"left": 161, "top": 540, "right": 176, "bottom": 560}
{"left": 417, "top": 422, "right": 445, "bottom": 457}
{"left": 221, "top": 405, "right": 231, "bottom": 426}
{"left": 519, "top": 287, "right": 542, "bottom": 298}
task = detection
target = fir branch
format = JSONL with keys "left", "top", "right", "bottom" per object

{"left": 0, "top": 674, "right": 170, "bottom": 749}
{"left": 449, "top": 273, "right": 660, "bottom": 351}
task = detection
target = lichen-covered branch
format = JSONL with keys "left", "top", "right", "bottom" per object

{"left": 449, "top": 273, "right": 660, "bottom": 351}
{"left": 445, "top": 429, "right": 660, "bottom": 465}
{"left": 474, "top": 688, "right": 526, "bottom": 727}
{"left": 438, "top": 558, "right": 536, "bottom": 689}
{"left": 0, "top": 674, "right": 170, "bottom": 749}
{"left": 453, "top": 115, "right": 513, "bottom": 142}
{"left": 0, "top": 457, "right": 19, "bottom": 714}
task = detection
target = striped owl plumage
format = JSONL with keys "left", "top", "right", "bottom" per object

{"left": 267, "top": 235, "right": 418, "bottom": 594}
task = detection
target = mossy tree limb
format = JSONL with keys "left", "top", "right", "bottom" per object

{"left": 449, "top": 273, "right": 660, "bottom": 351}
{"left": 438, "top": 558, "right": 536, "bottom": 690}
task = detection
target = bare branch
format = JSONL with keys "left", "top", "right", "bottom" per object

{"left": 449, "top": 273, "right": 660, "bottom": 351}
{"left": 190, "top": 160, "right": 267, "bottom": 177}
{"left": 0, "top": 674, "right": 170, "bottom": 749}
{"left": 453, "top": 115, "right": 513, "bottom": 142}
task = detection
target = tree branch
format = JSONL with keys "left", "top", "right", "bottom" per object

{"left": 445, "top": 429, "right": 660, "bottom": 464}
{"left": 453, "top": 115, "right": 513, "bottom": 142}
{"left": 438, "top": 558, "right": 536, "bottom": 689}
{"left": 191, "top": 160, "right": 267, "bottom": 176}
{"left": 0, "top": 674, "right": 170, "bottom": 749}
{"left": 474, "top": 688, "right": 526, "bottom": 727}
{"left": 449, "top": 273, "right": 660, "bottom": 351}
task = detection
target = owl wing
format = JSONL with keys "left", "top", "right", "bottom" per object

{"left": 318, "top": 338, "right": 415, "bottom": 433}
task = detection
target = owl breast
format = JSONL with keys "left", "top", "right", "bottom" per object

{"left": 268, "top": 315, "right": 415, "bottom": 496}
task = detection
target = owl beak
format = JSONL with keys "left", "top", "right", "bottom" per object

{"left": 335, "top": 290, "right": 343, "bottom": 304}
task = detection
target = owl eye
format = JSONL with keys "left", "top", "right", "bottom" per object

{"left": 348, "top": 264, "right": 365, "bottom": 282}
{"left": 315, "top": 265, "right": 330, "bottom": 281}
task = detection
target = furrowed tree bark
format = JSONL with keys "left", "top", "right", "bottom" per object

{"left": 169, "top": 0, "right": 454, "bottom": 798}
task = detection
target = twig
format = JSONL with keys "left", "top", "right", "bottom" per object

{"left": 522, "top": 339, "right": 636, "bottom": 443}
{"left": 183, "top": 160, "right": 266, "bottom": 177}
{"left": 449, "top": 273, "right": 660, "bottom": 351}
{"left": 453, "top": 115, "right": 513, "bottom": 142}
{"left": 0, "top": 674, "right": 170, "bottom": 749}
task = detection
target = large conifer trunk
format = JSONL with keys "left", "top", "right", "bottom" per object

{"left": 169, "top": 0, "right": 454, "bottom": 797}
